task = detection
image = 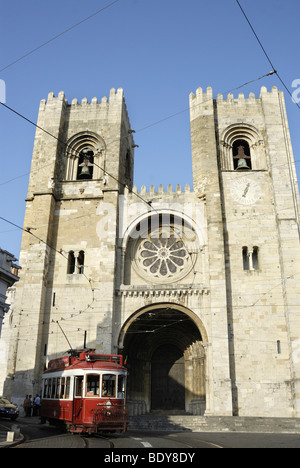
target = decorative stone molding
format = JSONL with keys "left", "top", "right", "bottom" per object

{"left": 117, "top": 285, "right": 209, "bottom": 298}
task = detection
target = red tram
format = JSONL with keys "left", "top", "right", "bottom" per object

{"left": 41, "top": 349, "right": 129, "bottom": 434}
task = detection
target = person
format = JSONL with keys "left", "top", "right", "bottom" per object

{"left": 23, "top": 395, "right": 28, "bottom": 417}
{"left": 26, "top": 395, "right": 32, "bottom": 417}
{"left": 33, "top": 394, "right": 41, "bottom": 417}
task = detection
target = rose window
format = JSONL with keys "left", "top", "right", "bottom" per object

{"left": 134, "top": 228, "right": 194, "bottom": 283}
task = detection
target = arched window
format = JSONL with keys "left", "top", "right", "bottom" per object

{"left": 67, "top": 251, "right": 76, "bottom": 274}
{"left": 242, "top": 246, "right": 259, "bottom": 271}
{"left": 220, "top": 124, "right": 266, "bottom": 170}
{"left": 242, "top": 246, "right": 249, "bottom": 271}
{"left": 77, "top": 251, "right": 85, "bottom": 274}
{"left": 67, "top": 250, "right": 85, "bottom": 274}
{"left": 65, "top": 132, "right": 106, "bottom": 181}
{"left": 233, "top": 139, "right": 252, "bottom": 170}
{"left": 252, "top": 246, "right": 259, "bottom": 270}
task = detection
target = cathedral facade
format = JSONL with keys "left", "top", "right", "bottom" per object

{"left": 1, "top": 85, "right": 300, "bottom": 418}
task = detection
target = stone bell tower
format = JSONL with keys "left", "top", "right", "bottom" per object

{"left": 190, "top": 86, "right": 300, "bottom": 417}
{"left": 4, "top": 88, "right": 135, "bottom": 404}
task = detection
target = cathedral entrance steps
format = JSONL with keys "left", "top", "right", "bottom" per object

{"left": 130, "top": 414, "right": 300, "bottom": 433}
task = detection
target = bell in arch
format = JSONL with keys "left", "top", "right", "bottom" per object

{"left": 236, "top": 158, "right": 250, "bottom": 171}
{"left": 235, "top": 144, "right": 251, "bottom": 171}
{"left": 78, "top": 157, "right": 92, "bottom": 178}
{"left": 78, "top": 148, "right": 94, "bottom": 179}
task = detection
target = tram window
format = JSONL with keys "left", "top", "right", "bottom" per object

{"left": 55, "top": 378, "right": 60, "bottom": 399}
{"left": 65, "top": 377, "right": 70, "bottom": 399}
{"left": 102, "top": 375, "right": 116, "bottom": 397}
{"left": 43, "top": 379, "right": 49, "bottom": 399}
{"left": 47, "top": 379, "right": 52, "bottom": 398}
{"left": 51, "top": 379, "right": 57, "bottom": 399}
{"left": 75, "top": 376, "right": 84, "bottom": 397}
{"left": 118, "top": 375, "right": 125, "bottom": 399}
{"left": 60, "top": 377, "right": 65, "bottom": 399}
{"left": 86, "top": 374, "right": 100, "bottom": 396}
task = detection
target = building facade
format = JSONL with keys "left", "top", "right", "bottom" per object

{"left": 0, "top": 249, "right": 19, "bottom": 337}
{"left": 1, "top": 86, "right": 300, "bottom": 417}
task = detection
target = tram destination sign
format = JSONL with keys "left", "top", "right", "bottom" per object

{"left": 48, "top": 356, "right": 70, "bottom": 370}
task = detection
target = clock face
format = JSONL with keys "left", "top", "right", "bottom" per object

{"left": 231, "top": 177, "right": 262, "bottom": 205}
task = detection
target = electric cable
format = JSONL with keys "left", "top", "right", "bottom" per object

{"left": 0, "top": 0, "right": 123, "bottom": 73}
{"left": 0, "top": 70, "right": 277, "bottom": 192}
{"left": 0, "top": 72, "right": 298, "bottom": 336}
{"left": 235, "top": 0, "right": 300, "bottom": 111}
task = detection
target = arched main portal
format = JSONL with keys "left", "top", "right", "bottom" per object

{"left": 151, "top": 344, "right": 185, "bottom": 411}
{"left": 119, "top": 304, "right": 207, "bottom": 416}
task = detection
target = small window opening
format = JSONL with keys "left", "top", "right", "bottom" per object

{"left": 233, "top": 139, "right": 252, "bottom": 170}
{"left": 277, "top": 340, "right": 281, "bottom": 355}
{"left": 242, "top": 247, "right": 249, "bottom": 270}
{"left": 77, "top": 149, "right": 94, "bottom": 180}
{"left": 252, "top": 246, "right": 259, "bottom": 270}
{"left": 67, "top": 251, "right": 76, "bottom": 274}
{"left": 77, "top": 251, "right": 85, "bottom": 274}
{"left": 243, "top": 246, "right": 259, "bottom": 271}
{"left": 67, "top": 250, "right": 85, "bottom": 275}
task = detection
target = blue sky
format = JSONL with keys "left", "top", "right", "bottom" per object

{"left": 0, "top": 0, "right": 299, "bottom": 257}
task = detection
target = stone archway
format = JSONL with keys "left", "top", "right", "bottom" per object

{"left": 119, "top": 304, "right": 207, "bottom": 416}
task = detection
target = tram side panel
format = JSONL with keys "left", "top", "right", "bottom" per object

{"left": 41, "top": 370, "right": 129, "bottom": 433}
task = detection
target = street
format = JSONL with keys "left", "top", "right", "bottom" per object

{"left": 1, "top": 417, "right": 300, "bottom": 449}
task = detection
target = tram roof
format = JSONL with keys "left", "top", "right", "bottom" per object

{"left": 44, "top": 349, "right": 125, "bottom": 373}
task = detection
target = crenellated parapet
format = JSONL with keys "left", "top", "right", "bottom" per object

{"left": 125, "top": 183, "right": 192, "bottom": 195}
{"left": 40, "top": 87, "right": 126, "bottom": 108}
{"left": 190, "top": 85, "right": 282, "bottom": 120}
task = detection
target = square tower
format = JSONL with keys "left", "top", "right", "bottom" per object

{"left": 5, "top": 89, "right": 135, "bottom": 402}
{"left": 190, "top": 86, "right": 300, "bottom": 417}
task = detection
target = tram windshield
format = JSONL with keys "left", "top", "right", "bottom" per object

{"left": 86, "top": 374, "right": 100, "bottom": 396}
{"left": 85, "top": 374, "right": 125, "bottom": 398}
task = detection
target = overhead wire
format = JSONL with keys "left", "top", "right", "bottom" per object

{"left": 0, "top": 44, "right": 298, "bottom": 339}
{"left": 2, "top": 67, "right": 299, "bottom": 193}
{"left": 0, "top": 0, "right": 123, "bottom": 74}
{"left": 0, "top": 70, "right": 277, "bottom": 192}
{"left": 0, "top": 76, "right": 297, "bottom": 242}
{"left": 0, "top": 70, "right": 297, "bottom": 335}
{"left": 234, "top": 0, "right": 300, "bottom": 111}
{"left": 0, "top": 71, "right": 279, "bottom": 316}
{"left": 0, "top": 2, "right": 298, "bottom": 358}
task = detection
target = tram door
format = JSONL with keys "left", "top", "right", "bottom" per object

{"left": 73, "top": 376, "right": 84, "bottom": 423}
